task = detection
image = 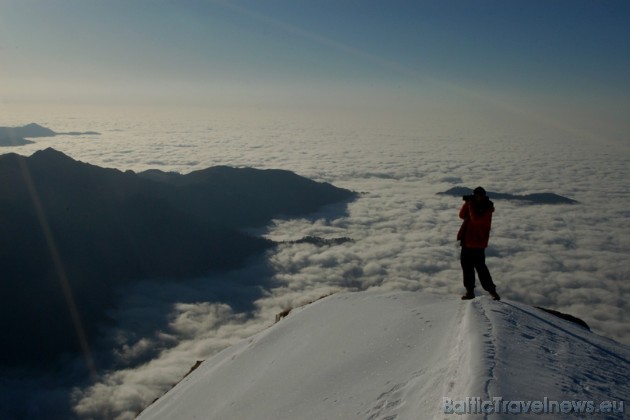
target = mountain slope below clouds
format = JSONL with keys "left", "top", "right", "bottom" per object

{"left": 0, "top": 148, "right": 355, "bottom": 368}
{"left": 138, "top": 291, "right": 629, "bottom": 420}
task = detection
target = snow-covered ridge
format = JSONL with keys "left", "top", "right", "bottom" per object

{"left": 138, "top": 291, "right": 629, "bottom": 419}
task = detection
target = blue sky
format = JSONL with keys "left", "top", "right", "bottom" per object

{"left": 1, "top": 0, "right": 629, "bottom": 138}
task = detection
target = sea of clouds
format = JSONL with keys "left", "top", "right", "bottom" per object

{"left": 2, "top": 108, "right": 628, "bottom": 419}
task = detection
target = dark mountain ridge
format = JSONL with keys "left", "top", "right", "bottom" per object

{"left": 138, "top": 165, "right": 354, "bottom": 228}
{"left": 0, "top": 148, "right": 356, "bottom": 367}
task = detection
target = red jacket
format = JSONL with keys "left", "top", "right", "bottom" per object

{"left": 457, "top": 200, "right": 494, "bottom": 249}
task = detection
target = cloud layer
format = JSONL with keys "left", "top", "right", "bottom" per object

{"left": 1, "top": 110, "right": 628, "bottom": 419}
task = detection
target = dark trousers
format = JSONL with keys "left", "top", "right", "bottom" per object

{"left": 460, "top": 247, "right": 496, "bottom": 293}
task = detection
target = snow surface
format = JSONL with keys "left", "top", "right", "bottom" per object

{"left": 138, "top": 291, "right": 629, "bottom": 419}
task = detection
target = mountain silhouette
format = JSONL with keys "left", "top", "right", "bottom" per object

{"left": 0, "top": 148, "right": 356, "bottom": 368}
{"left": 138, "top": 165, "right": 354, "bottom": 228}
{"left": 438, "top": 186, "right": 578, "bottom": 204}
{"left": 0, "top": 123, "right": 56, "bottom": 138}
{"left": 0, "top": 123, "right": 99, "bottom": 146}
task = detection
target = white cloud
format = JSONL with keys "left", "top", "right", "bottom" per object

{"left": 1, "top": 109, "right": 628, "bottom": 419}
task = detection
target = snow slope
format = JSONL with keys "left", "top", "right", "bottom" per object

{"left": 138, "top": 291, "right": 629, "bottom": 419}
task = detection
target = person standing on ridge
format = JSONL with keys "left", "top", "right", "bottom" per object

{"left": 457, "top": 186, "right": 500, "bottom": 301}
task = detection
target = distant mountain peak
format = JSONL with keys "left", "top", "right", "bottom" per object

{"left": 16, "top": 123, "right": 56, "bottom": 137}
{"left": 23, "top": 122, "right": 50, "bottom": 130}
{"left": 438, "top": 186, "right": 578, "bottom": 204}
{"left": 0, "top": 123, "right": 99, "bottom": 147}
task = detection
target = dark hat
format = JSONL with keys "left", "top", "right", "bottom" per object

{"left": 473, "top": 186, "right": 486, "bottom": 196}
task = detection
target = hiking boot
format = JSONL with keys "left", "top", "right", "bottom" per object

{"left": 461, "top": 292, "right": 475, "bottom": 300}
{"left": 490, "top": 292, "right": 501, "bottom": 301}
